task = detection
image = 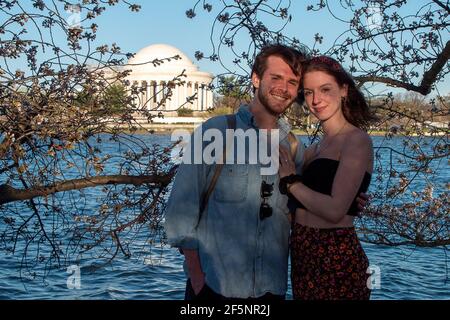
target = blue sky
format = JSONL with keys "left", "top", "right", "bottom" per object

{"left": 9, "top": 0, "right": 450, "bottom": 97}
{"left": 90, "top": 1, "right": 356, "bottom": 75}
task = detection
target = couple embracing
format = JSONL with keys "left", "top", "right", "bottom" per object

{"left": 165, "top": 44, "right": 374, "bottom": 300}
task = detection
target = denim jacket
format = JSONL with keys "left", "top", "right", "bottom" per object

{"left": 164, "top": 105, "right": 305, "bottom": 298}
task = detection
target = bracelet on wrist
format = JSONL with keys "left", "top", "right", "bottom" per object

{"left": 279, "top": 174, "right": 302, "bottom": 195}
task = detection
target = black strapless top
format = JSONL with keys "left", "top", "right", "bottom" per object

{"left": 288, "top": 158, "right": 371, "bottom": 216}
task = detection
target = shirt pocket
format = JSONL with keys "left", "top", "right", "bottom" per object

{"left": 213, "top": 165, "right": 249, "bottom": 203}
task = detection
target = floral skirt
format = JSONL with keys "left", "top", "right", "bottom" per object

{"left": 290, "top": 223, "right": 371, "bottom": 300}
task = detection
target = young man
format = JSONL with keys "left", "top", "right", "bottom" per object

{"left": 164, "top": 44, "right": 306, "bottom": 300}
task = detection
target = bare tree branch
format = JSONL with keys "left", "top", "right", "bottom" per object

{"left": 420, "top": 40, "right": 450, "bottom": 95}
{"left": 0, "top": 171, "right": 176, "bottom": 205}
{"left": 355, "top": 40, "right": 450, "bottom": 95}
{"left": 431, "top": 0, "right": 450, "bottom": 13}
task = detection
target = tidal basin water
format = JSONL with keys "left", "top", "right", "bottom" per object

{"left": 0, "top": 134, "right": 448, "bottom": 300}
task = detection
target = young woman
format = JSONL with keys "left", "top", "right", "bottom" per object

{"left": 279, "top": 55, "right": 375, "bottom": 300}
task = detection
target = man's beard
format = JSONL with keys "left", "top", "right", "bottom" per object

{"left": 257, "top": 88, "right": 294, "bottom": 116}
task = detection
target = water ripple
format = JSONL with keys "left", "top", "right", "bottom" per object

{"left": 0, "top": 136, "right": 448, "bottom": 300}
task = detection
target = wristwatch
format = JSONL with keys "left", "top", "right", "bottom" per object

{"left": 279, "top": 174, "right": 302, "bottom": 195}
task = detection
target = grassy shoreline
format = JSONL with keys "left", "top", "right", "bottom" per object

{"left": 120, "top": 127, "right": 446, "bottom": 137}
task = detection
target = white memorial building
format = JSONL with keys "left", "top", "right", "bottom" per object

{"left": 125, "top": 44, "right": 214, "bottom": 111}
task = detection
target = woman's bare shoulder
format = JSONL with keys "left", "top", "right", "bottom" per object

{"left": 340, "top": 127, "right": 373, "bottom": 166}
{"left": 346, "top": 127, "right": 373, "bottom": 148}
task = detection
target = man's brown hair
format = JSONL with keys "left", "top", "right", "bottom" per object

{"left": 251, "top": 44, "right": 306, "bottom": 91}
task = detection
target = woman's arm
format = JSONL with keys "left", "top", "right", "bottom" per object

{"left": 279, "top": 132, "right": 373, "bottom": 224}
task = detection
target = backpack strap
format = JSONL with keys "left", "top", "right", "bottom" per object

{"left": 286, "top": 131, "right": 300, "bottom": 225}
{"left": 199, "top": 114, "right": 236, "bottom": 215}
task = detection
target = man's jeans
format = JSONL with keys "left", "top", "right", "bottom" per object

{"left": 185, "top": 279, "right": 285, "bottom": 301}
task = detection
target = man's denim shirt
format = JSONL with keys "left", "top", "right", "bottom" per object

{"left": 164, "top": 105, "right": 305, "bottom": 298}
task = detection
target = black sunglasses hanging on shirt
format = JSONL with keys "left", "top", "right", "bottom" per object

{"left": 260, "top": 180, "right": 274, "bottom": 220}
